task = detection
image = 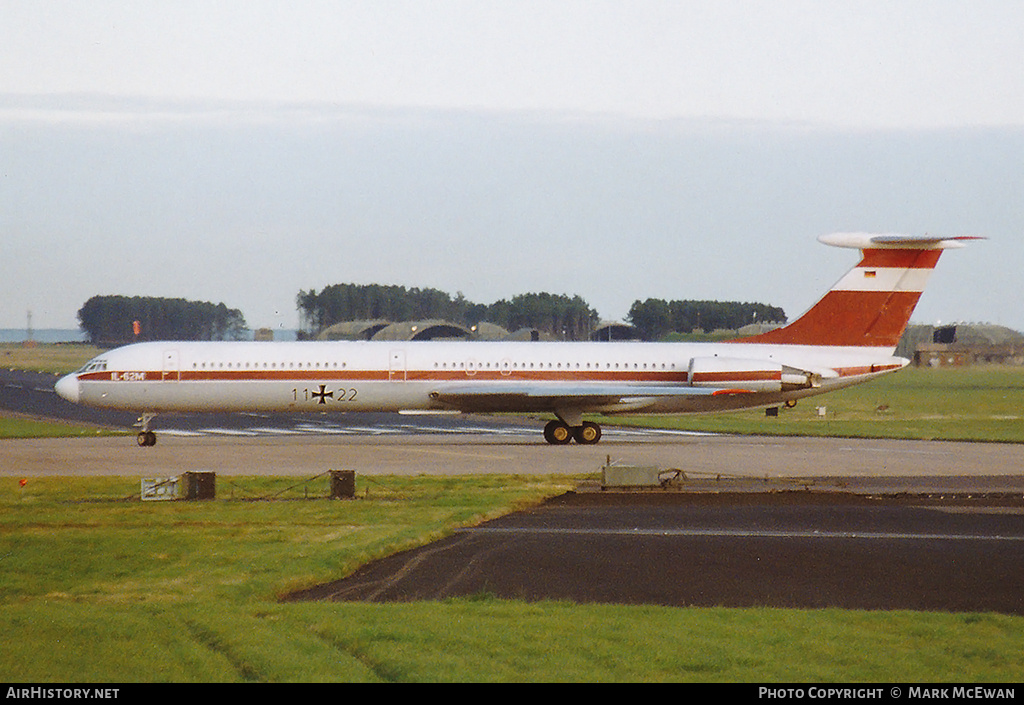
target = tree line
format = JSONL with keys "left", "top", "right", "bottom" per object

{"left": 297, "top": 284, "right": 600, "bottom": 341}
{"left": 626, "top": 298, "right": 786, "bottom": 341}
{"left": 77, "top": 295, "right": 248, "bottom": 344}
{"left": 297, "top": 283, "right": 786, "bottom": 342}
{"left": 75, "top": 288, "right": 786, "bottom": 344}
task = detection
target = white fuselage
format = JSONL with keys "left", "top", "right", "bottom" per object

{"left": 57, "top": 339, "right": 906, "bottom": 416}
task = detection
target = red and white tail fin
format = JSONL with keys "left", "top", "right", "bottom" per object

{"left": 735, "top": 233, "right": 983, "bottom": 349}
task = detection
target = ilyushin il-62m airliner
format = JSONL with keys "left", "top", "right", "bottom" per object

{"left": 56, "top": 233, "right": 980, "bottom": 447}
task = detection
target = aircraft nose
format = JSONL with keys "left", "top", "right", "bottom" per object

{"left": 55, "top": 374, "right": 80, "bottom": 403}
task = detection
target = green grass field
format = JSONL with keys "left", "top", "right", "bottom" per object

{"left": 1, "top": 476, "right": 1021, "bottom": 683}
{"left": 0, "top": 415, "right": 125, "bottom": 439}
{"left": 603, "top": 365, "right": 1024, "bottom": 443}
{"left": 1, "top": 342, "right": 103, "bottom": 375}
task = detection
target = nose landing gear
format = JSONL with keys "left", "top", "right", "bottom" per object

{"left": 136, "top": 413, "right": 157, "bottom": 447}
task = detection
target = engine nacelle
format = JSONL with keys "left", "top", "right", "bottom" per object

{"left": 687, "top": 357, "right": 783, "bottom": 392}
{"left": 687, "top": 357, "right": 836, "bottom": 392}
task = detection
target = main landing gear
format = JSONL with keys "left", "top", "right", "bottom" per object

{"left": 543, "top": 419, "right": 602, "bottom": 445}
{"left": 136, "top": 413, "right": 157, "bottom": 447}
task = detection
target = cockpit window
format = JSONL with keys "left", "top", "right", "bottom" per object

{"left": 78, "top": 359, "right": 108, "bottom": 373}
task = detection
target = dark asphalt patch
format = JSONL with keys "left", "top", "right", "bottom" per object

{"left": 285, "top": 492, "right": 1024, "bottom": 615}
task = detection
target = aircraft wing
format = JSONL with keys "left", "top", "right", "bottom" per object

{"left": 430, "top": 382, "right": 750, "bottom": 413}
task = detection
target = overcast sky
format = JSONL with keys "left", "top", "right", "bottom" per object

{"left": 2, "top": 1, "right": 1022, "bottom": 333}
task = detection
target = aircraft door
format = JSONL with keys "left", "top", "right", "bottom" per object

{"left": 162, "top": 350, "right": 180, "bottom": 381}
{"left": 389, "top": 350, "right": 406, "bottom": 382}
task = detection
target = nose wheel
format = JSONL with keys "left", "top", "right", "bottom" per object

{"left": 543, "top": 419, "right": 602, "bottom": 445}
{"left": 135, "top": 413, "right": 158, "bottom": 447}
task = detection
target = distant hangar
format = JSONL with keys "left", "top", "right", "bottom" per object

{"left": 315, "top": 320, "right": 640, "bottom": 342}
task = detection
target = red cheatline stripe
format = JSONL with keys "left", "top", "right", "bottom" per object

{"left": 81, "top": 370, "right": 695, "bottom": 384}
{"left": 691, "top": 370, "right": 782, "bottom": 382}
{"left": 834, "top": 363, "right": 904, "bottom": 376}
{"left": 78, "top": 365, "right": 899, "bottom": 385}
{"left": 858, "top": 249, "right": 942, "bottom": 269}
